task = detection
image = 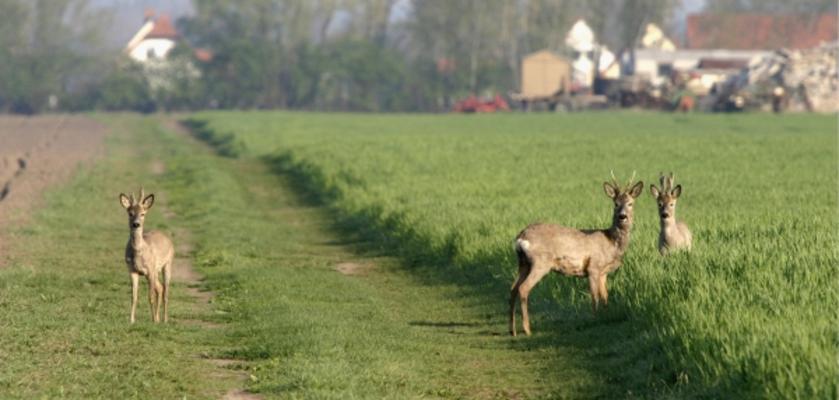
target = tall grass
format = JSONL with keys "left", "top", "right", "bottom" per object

{"left": 191, "top": 111, "right": 837, "bottom": 398}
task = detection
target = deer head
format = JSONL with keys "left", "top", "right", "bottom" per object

{"left": 119, "top": 188, "right": 155, "bottom": 232}
{"left": 650, "top": 173, "right": 681, "bottom": 221}
{"left": 603, "top": 171, "right": 643, "bottom": 228}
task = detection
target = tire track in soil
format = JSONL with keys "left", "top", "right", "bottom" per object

{"left": 0, "top": 116, "right": 66, "bottom": 203}
{"left": 149, "top": 159, "right": 261, "bottom": 400}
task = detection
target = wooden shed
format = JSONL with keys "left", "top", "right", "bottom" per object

{"left": 513, "top": 50, "right": 572, "bottom": 103}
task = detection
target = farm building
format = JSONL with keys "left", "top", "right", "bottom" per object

{"left": 511, "top": 50, "right": 572, "bottom": 107}
{"left": 685, "top": 13, "right": 837, "bottom": 50}
{"left": 629, "top": 49, "right": 769, "bottom": 93}
{"left": 624, "top": 13, "right": 836, "bottom": 105}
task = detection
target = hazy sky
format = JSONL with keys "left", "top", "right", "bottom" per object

{"left": 92, "top": 0, "right": 194, "bottom": 48}
{"left": 96, "top": 0, "right": 707, "bottom": 49}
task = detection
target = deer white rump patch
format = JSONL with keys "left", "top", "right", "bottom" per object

{"left": 515, "top": 238, "right": 531, "bottom": 252}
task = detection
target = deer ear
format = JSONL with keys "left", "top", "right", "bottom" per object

{"left": 119, "top": 194, "right": 131, "bottom": 209}
{"left": 141, "top": 194, "right": 154, "bottom": 209}
{"left": 650, "top": 184, "right": 660, "bottom": 198}
{"left": 629, "top": 181, "right": 644, "bottom": 198}
{"left": 603, "top": 182, "right": 618, "bottom": 199}
{"left": 671, "top": 185, "right": 682, "bottom": 198}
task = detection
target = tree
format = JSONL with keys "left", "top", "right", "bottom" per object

{"left": 0, "top": 0, "right": 107, "bottom": 113}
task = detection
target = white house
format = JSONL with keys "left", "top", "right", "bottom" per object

{"left": 122, "top": 11, "right": 211, "bottom": 96}
{"left": 124, "top": 12, "right": 179, "bottom": 63}
{"left": 564, "top": 19, "right": 620, "bottom": 87}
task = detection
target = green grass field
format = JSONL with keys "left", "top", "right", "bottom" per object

{"left": 0, "top": 112, "right": 834, "bottom": 398}
{"left": 190, "top": 111, "right": 838, "bottom": 398}
{"left": 3, "top": 114, "right": 675, "bottom": 399}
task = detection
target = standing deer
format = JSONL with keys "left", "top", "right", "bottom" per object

{"left": 509, "top": 173, "right": 643, "bottom": 336}
{"left": 650, "top": 173, "right": 692, "bottom": 255}
{"left": 119, "top": 188, "right": 174, "bottom": 323}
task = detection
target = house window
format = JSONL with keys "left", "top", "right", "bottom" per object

{"left": 658, "top": 63, "right": 673, "bottom": 77}
{"left": 147, "top": 48, "right": 156, "bottom": 59}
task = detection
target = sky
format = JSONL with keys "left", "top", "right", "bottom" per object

{"left": 95, "top": 0, "right": 707, "bottom": 49}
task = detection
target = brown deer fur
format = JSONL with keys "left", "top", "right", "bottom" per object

{"left": 509, "top": 174, "right": 643, "bottom": 336}
{"left": 120, "top": 188, "right": 174, "bottom": 323}
{"left": 650, "top": 173, "right": 692, "bottom": 255}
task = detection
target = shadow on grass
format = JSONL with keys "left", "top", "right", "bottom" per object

{"left": 181, "top": 119, "right": 689, "bottom": 398}
{"left": 408, "top": 320, "right": 487, "bottom": 328}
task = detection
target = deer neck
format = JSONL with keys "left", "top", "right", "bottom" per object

{"left": 660, "top": 214, "right": 678, "bottom": 230}
{"left": 129, "top": 227, "right": 147, "bottom": 250}
{"left": 607, "top": 223, "right": 632, "bottom": 253}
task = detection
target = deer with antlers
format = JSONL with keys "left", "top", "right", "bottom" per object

{"left": 650, "top": 173, "right": 692, "bottom": 255}
{"left": 509, "top": 173, "right": 643, "bottom": 336}
{"left": 119, "top": 188, "right": 174, "bottom": 323}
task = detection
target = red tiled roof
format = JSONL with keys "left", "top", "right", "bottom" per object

{"left": 147, "top": 15, "right": 178, "bottom": 40}
{"left": 194, "top": 48, "right": 213, "bottom": 62}
{"left": 686, "top": 13, "right": 837, "bottom": 49}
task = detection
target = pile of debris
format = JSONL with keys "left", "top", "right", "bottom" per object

{"left": 721, "top": 41, "right": 838, "bottom": 112}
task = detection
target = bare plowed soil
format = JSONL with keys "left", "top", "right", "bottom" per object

{"left": 0, "top": 115, "right": 107, "bottom": 263}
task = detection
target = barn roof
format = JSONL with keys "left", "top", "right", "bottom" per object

{"left": 686, "top": 13, "right": 837, "bottom": 50}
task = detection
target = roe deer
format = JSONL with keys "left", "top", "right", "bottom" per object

{"left": 510, "top": 173, "right": 643, "bottom": 336}
{"left": 650, "top": 173, "right": 692, "bottom": 255}
{"left": 119, "top": 188, "right": 174, "bottom": 323}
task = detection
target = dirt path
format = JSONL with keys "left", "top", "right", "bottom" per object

{"left": 0, "top": 115, "right": 108, "bottom": 266}
{"left": 149, "top": 134, "right": 260, "bottom": 400}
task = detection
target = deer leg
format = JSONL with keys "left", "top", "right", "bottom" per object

{"left": 598, "top": 274, "right": 608, "bottom": 307}
{"left": 130, "top": 272, "right": 139, "bottom": 324}
{"left": 162, "top": 262, "right": 171, "bottom": 323}
{"left": 588, "top": 274, "right": 601, "bottom": 313}
{"left": 147, "top": 274, "right": 158, "bottom": 322}
{"left": 154, "top": 278, "right": 163, "bottom": 323}
{"left": 518, "top": 266, "right": 550, "bottom": 336}
{"left": 509, "top": 263, "right": 530, "bottom": 337}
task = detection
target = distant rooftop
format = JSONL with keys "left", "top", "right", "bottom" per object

{"left": 686, "top": 13, "right": 837, "bottom": 50}
{"left": 146, "top": 14, "right": 178, "bottom": 40}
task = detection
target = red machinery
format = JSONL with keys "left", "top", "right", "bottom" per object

{"left": 452, "top": 95, "right": 510, "bottom": 113}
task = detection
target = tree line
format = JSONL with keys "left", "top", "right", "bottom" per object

{"left": 0, "top": 0, "right": 834, "bottom": 114}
